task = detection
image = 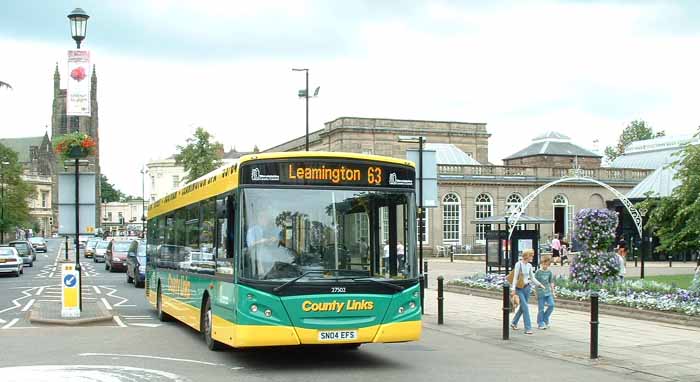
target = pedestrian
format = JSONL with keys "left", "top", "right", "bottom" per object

{"left": 535, "top": 255, "right": 556, "bottom": 330}
{"left": 615, "top": 242, "right": 627, "bottom": 281}
{"left": 510, "top": 249, "right": 545, "bottom": 334}
{"left": 551, "top": 234, "right": 562, "bottom": 265}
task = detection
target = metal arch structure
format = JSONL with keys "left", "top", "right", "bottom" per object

{"left": 507, "top": 172, "right": 643, "bottom": 240}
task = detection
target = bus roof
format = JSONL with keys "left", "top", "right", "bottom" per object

{"left": 148, "top": 151, "right": 415, "bottom": 219}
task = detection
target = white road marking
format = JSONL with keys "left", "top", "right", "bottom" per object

{"left": 78, "top": 353, "right": 229, "bottom": 367}
{"left": 129, "top": 323, "right": 162, "bottom": 328}
{"left": 122, "top": 317, "right": 151, "bottom": 320}
{"left": 0, "top": 318, "right": 6, "bottom": 324}
{"left": 100, "top": 298, "right": 112, "bottom": 310}
{"left": 93, "top": 286, "right": 101, "bottom": 294}
{"left": 113, "top": 316, "right": 127, "bottom": 327}
{"left": 21, "top": 299, "right": 35, "bottom": 312}
{"left": 2, "top": 318, "right": 19, "bottom": 329}
{"left": 48, "top": 272, "right": 54, "bottom": 278}
{"left": 35, "top": 286, "right": 45, "bottom": 296}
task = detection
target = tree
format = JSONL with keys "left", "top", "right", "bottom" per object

{"left": 100, "top": 174, "right": 126, "bottom": 203}
{"left": 643, "top": 129, "right": 700, "bottom": 253}
{"left": 174, "top": 127, "right": 224, "bottom": 183}
{"left": 0, "top": 81, "right": 11, "bottom": 90}
{"left": 605, "top": 120, "right": 665, "bottom": 162}
{"left": 0, "top": 144, "right": 36, "bottom": 239}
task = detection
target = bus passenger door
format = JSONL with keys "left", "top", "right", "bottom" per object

{"left": 213, "top": 195, "right": 237, "bottom": 336}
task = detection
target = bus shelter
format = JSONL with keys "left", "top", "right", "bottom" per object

{"left": 472, "top": 215, "right": 554, "bottom": 274}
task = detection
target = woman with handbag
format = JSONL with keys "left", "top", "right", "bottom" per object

{"left": 509, "top": 249, "right": 545, "bottom": 334}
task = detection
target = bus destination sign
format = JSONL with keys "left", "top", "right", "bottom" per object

{"left": 240, "top": 160, "right": 415, "bottom": 188}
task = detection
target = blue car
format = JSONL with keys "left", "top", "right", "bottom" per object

{"left": 126, "top": 241, "right": 146, "bottom": 287}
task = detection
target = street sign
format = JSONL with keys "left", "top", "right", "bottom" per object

{"left": 61, "top": 264, "right": 80, "bottom": 318}
{"left": 58, "top": 173, "right": 97, "bottom": 235}
{"left": 406, "top": 148, "right": 438, "bottom": 208}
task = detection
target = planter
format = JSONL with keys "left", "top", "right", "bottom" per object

{"left": 68, "top": 146, "right": 88, "bottom": 159}
{"left": 445, "top": 284, "right": 700, "bottom": 328}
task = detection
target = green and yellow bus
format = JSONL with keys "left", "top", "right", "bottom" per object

{"left": 146, "top": 152, "right": 421, "bottom": 350}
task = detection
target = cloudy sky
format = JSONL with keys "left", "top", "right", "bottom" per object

{"left": 0, "top": 0, "right": 699, "bottom": 196}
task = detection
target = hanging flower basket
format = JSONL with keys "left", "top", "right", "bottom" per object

{"left": 53, "top": 132, "right": 96, "bottom": 160}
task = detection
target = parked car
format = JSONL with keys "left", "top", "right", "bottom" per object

{"left": 126, "top": 241, "right": 146, "bottom": 287}
{"left": 28, "top": 237, "right": 47, "bottom": 253}
{"left": 84, "top": 239, "right": 99, "bottom": 258}
{"left": 93, "top": 240, "right": 112, "bottom": 263}
{"left": 106, "top": 239, "right": 135, "bottom": 272}
{"left": 0, "top": 246, "right": 23, "bottom": 277}
{"left": 78, "top": 235, "right": 89, "bottom": 249}
{"left": 8, "top": 241, "right": 35, "bottom": 266}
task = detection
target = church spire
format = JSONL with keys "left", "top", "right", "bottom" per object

{"left": 91, "top": 64, "right": 97, "bottom": 99}
{"left": 53, "top": 62, "right": 60, "bottom": 95}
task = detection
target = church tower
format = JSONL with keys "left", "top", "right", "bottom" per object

{"left": 51, "top": 63, "right": 102, "bottom": 230}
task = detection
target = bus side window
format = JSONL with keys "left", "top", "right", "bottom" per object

{"left": 199, "top": 198, "right": 216, "bottom": 275}
{"left": 215, "top": 195, "right": 235, "bottom": 277}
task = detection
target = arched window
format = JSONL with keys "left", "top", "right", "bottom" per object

{"left": 442, "top": 193, "right": 461, "bottom": 244}
{"left": 475, "top": 193, "right": 493, "bottom": 242}
{"left": 553, "top": 194, "right": 568, "bottom": 205}
{"left": 506, "top": 193, "right": 525, "bottom": 230}
{"left": 506, "top": 193, "right": 523, "bottom": 212}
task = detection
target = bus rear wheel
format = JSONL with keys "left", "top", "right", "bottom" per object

{"left": 202, "top": 298, "right": 224, "bottom": 351}
{"left": 156, "top": 284, "right": 172, "bottom": 322}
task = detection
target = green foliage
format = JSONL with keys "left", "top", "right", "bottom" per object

{"left": 174, "top": 127, "right": 224, "bottom": 183}
{"left": 605, "top": 120, "right": 665, "bottom": 162}
{"left": 100, "top": 174, "right": 126, "bottom": 203}
{"left": 0, "top": 81, "right": 12, "bottom": 89}
{"left": 645, "top": 129, "right": 700, "bottom": 253}
{"left": 0, "top": 144, "right": 36, "bottom": 237}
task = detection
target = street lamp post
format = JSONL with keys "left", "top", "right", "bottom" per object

{"left": 292, "top": 68, "right": 309, "bottom": 150}
{"left": 141, "top": 167, "right": 147, "bottom": 237}
{"left": 67, "top": 7, "right": 89, "bottom": 311}
{"left": 398, "top": 136, "right": 425, "bottom": 313}
{"left": 640, "top": 208, "right": 647, "bottom": 279}
{"left": 0, "top": 160, "right": 10, "bottom": 243}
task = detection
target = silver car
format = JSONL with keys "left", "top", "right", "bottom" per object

{"left": 0, "top": 247, "right": 24, "bottom": 277}
{"left": 93, "top": 240, "right": 111, "bottom": 263}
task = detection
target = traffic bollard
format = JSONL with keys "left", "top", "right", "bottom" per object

{"left": 450, "top": 246, "right": 454, "bottom": 263}
{"left": 590, "top": 292, "right": 599, "bottom": 359}
{"left": 503, "top": 282, "right": 510, "bottom": 340}
{"left": 669, "top": 253, "right": 673, "bottom": 268}
{"left": 437, "top": 276, "right": 444, "bottom": 325}
{"left": 424, "top": 261, "right": 429, "bottom": 289}
{"left": 65, "top": 236, "right": 69, "bottom": 261}
{"left": 420, "top": 275, "right": 425, "bottom": 315}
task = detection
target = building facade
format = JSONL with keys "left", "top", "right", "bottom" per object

{"left": 265, "top": 117, "right": 652, "bottom": 255}
{"left": 101, "top": 199, "right": 147, "bottom": 237}
{"left": 0, "top": 134, "right": 57, "bottom": 236}
{"left": 51, "top": 63, "right": 101, "bottom": 228}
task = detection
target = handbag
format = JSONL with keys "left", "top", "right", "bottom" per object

{"left": 506, "top": 263, "right": 526, "bottom": 289}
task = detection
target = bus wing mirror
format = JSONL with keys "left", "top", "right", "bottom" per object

{"left": 216, "top": 199, "right": 227, "bottom": 218}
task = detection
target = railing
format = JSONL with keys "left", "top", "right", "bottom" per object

{"left": 438, "top": 165, "right": 652, "bottom": 182}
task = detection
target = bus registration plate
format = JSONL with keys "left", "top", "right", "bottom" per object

{"left": 318, "top": 330, "right": 358, "bottom": 341}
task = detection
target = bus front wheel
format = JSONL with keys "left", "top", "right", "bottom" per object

{"left": 156, "top": 283, "right": 172, "bottom": 322}
{"left": 202, "top": 298, "right": 225, "bottom": 351}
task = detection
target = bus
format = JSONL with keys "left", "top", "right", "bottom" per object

{"left": 146, "top": 152, "right": 421, "bottom": 350}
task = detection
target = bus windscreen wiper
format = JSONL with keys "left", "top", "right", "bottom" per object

{"left": 346, "top": 277, "right": 405, "bottom": 291}
{"left": 272, "top": 269, "right": 367, "bottom": 292}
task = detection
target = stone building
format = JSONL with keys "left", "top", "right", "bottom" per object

{"left": 265, "top": 117, "right": 652, "bottom": 255}
{"left": 51, "top": 63, "right": 101, "bottom": 228}
{"left": 101, "top": 199, "right": 147, "bottom": 237}
{"left": 0, "top": 134, "right": 56, "bottom": 236}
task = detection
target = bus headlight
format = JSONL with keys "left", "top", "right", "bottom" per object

{"left": 247, "top": 293, "right": 254, "bottom": 300}
{"left": 264, "top": 309, "right": 272, "bottom": 317}
{"left": 250, "top": 304, "right": 258, "bottom": 313}
{"left": 398, "top": 306, "right": 405, "bottom": 314}
{"left": 409, "top": 301, "right": 416, "bottom": 310}
{"left": 413, "top": 291, "right": 419, "bottom": 298}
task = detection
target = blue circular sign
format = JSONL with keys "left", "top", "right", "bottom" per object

{"left": 63, "top": 274, "right": 77, "bottom": 288}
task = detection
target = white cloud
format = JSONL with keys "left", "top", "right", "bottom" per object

{"left": 1, "top": 1, "right": 699, "bottom": 197}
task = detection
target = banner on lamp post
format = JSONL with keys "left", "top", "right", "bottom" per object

{"left": 67, "top": 50, "right": 91, "bottom": 116}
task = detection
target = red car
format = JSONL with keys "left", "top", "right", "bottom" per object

{"left": 106, "top": 240, "right": 136, "bottom": 272}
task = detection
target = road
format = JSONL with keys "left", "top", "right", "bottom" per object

{"left": 0, "top": 239, "right": 638, "bottom": 381}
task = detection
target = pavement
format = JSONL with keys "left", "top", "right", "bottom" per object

{"left": 422, "top": 264, "right": 700, "bottom": 382}
{"left": 0, "top": 240, "right": 696, "bottom": 381}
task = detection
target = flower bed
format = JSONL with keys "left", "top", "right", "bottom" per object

{"left": 449, "top": 273, "right": 700, "bottom": 316}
